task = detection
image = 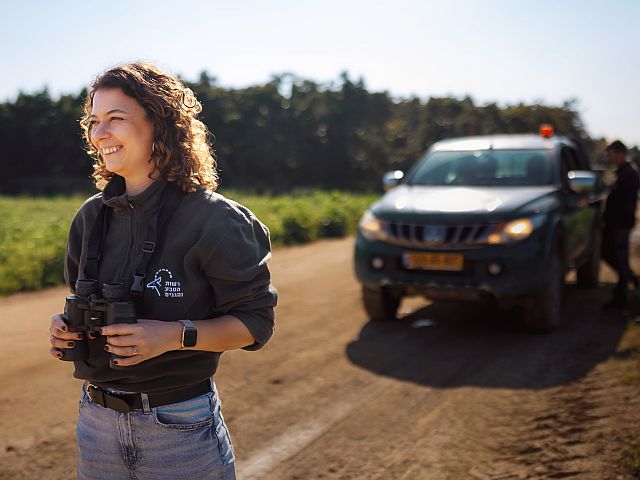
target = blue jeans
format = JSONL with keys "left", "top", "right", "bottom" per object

{"left": 77, "top": 380, "right": 236, "bottom": 479}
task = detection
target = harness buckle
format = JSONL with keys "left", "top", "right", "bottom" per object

{"left": 141, "top": 241, "right": 156, "bottom": 253}
{"left": 131, "top": 274, "right": 145, "bottom": 295}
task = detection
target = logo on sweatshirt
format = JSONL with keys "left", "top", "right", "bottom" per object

{"left": 146, "top": 268, "right": 184, "bottom": 298}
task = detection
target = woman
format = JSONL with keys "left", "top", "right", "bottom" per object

{"left": 48, "top": 63, "right": 278, "bottom": 479}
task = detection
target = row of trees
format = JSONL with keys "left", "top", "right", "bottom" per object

{"left": 0, "top": 71, "right": 612, "bottom": 194}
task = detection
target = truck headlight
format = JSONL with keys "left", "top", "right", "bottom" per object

{"left": 488, "top": 214, "right": 546, "bottom": 244}
{"left": 358, "top": 210, "right": 388, "bottom": 241}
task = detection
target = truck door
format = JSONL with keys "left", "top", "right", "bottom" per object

{"left": 560, "top": 146, "right": 593, "bottom": 261}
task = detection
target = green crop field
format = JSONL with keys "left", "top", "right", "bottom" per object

{"left": 0, "top": 196, "right": 79, "bottom": 296}
{"left": 0, "top": 190, "right": 378, "bottom": 296}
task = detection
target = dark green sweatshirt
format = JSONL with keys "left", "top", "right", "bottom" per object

{"left": 64, "top": 174, "right": 278, "bottom": 393}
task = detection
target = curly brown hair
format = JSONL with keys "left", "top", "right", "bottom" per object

{"left": 80, "top": 62, "right": 218, "bottom": 192}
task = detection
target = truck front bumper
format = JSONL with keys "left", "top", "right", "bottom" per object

{"left": 354, "top": 231, "right": 550, "bottom": 306}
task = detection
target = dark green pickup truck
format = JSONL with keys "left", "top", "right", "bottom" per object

{"left": 354, "top": 132, "right": 604, "bottom": 332}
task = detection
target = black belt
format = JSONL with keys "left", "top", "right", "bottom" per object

{"left": 86, "top": 380, "right": 212, "bottom": 413}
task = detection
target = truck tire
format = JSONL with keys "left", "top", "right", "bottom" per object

{"left": 576, "top": 227, "right": 601, "bottom": 288}
{"left": 362, "top": 286, "right": 401, "bottom": 322}
{"left": 524, "top": 251, "right": 563, "bottom": 333}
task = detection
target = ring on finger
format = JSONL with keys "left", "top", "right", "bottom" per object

{"left": 132, "top": 346, "right": 138, "bottom": 356}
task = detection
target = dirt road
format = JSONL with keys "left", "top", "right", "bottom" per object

{"left": 1, "top": 236, "right": 639, "bottom": 479}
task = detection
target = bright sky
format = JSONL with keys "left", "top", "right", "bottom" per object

{"left": 2, "top": 0, "right": 639, "bottom": 146}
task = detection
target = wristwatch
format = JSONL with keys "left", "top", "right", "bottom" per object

{"left": 178, "top": 319, "right": 198, "bottom": 348}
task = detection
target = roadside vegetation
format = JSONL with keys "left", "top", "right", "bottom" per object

{"left": 224, "top": 189, "right": 377, "bottom": 245}
{"left": 0, "top": 190, "right": 377, "bottom": 296}
{"left": 0, "top": 196, "right": 78, "bottom": 296}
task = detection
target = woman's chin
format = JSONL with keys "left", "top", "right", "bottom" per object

{"left": 105, "top": 162, "right": 123, "bottom": 175}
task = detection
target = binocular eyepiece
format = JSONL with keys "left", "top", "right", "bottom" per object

{"left": 60, "top": 280, "right": 137, "bottom": 368}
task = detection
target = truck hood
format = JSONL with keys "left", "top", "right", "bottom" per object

{"left": 374, "top": 185, "right": 557, "bottom": 215}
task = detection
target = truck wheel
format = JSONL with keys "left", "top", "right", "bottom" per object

{"left": 524, "top": 251, "right": 563, "bottom": 333}
{"left": 362, "top": 286, "right": 401, "bottom": 322}
{"left": 576, "top": 228, "right": 601, "bottom": 288}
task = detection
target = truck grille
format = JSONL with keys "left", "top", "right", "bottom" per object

{"left": 384, "top": 222, "right": 494, "bottom": 249}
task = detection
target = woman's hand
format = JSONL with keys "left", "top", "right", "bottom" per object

{"left": 49, "top": 313, "right": 86, "bottom": 359}
{"left": 101, "top": 320, "right": 182, "bottom": 367}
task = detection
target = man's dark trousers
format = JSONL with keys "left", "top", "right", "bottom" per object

{"left": 602, "top": 226, "right": 634, "bottom": 303}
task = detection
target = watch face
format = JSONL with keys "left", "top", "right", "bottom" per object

{"left": 183, "top": 328, "right": 197, "bottom": 348}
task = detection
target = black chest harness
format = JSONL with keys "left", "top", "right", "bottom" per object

{"left": 84, "top": 181, "right": 186, "bottom": 299}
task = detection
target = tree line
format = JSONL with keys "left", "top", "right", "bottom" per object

{"left": 0, "top": 71, "right": 614, "bottom": 195}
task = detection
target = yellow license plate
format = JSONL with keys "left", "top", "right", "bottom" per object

{"left": 403, "top": 252, "right": 464, "bottom": 271}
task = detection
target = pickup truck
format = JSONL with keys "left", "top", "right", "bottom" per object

{"left": 354, "top": 129, "right": 604, "bottom": 332}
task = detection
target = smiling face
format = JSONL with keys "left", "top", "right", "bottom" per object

{"left": 89, "top": 88, "right": 156, "bottom": 190}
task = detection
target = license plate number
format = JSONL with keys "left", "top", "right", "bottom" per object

{"left": 402, "top": 252, "right": 464, "bottom": 271}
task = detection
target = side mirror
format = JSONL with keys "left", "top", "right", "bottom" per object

{"left": 567, "top": 170, "right": 604, "bottom": 196}
{"left": 382, "top": 170, "right": 404, "bottom": 191}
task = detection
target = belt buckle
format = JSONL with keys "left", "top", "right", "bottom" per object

{"left": 86, "top": 383, "right": 134, "bottom": 413}
{"left": 86, "top": 383, "right": 106, "bottom": 407}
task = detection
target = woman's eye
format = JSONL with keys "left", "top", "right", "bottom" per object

{"left": 111, "top": 117, "right": 123, "bottom": 121}
{"left": 88, "top": 120, "right": 97, "bottom": 127}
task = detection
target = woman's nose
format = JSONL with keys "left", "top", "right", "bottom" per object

{"left": 91, "top": 121, "right": 110, "bottom": 144}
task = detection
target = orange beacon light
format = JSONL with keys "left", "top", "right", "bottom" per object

{"left": 539, "top": 124, "right": 554, "bottom": 137}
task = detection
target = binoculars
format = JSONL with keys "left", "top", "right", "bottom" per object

{"left": 60, "top": 279, "right": 137, "bottom": 368}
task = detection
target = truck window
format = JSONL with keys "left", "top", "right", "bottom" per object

{"left": 560, "top": 147, "right": 579, "bottom": 189}
{"left": 408, "top": 149, "right": 553, "bottom": 187}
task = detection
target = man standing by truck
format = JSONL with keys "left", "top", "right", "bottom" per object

{"left": 602, "top": 140, "right": 640, "bottom": 310}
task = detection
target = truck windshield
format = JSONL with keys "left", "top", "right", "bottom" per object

{"left": 407, "top": 150, "right": 554, "bottom": 187}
